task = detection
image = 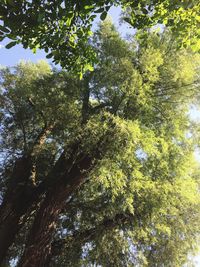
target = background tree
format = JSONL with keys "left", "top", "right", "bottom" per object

{"left": 0, "top": 21, "right": 200, "bottom": 266}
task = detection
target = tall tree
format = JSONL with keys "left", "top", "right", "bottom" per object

{"left": 0, "top": 21, "right": 200, "bottom": 266}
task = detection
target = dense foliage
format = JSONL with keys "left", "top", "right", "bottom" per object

{"left": 0, "top": 21, "right": 200, "bottom": 266}
{"left": 0, "top": 0, "right": 200, "bottom": 74}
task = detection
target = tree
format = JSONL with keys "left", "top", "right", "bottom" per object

{"left": 0, "top": 0, "right": 199, "bottom": 75}
{"left": 0, "top": 21, "right": 200, "bottom": 267}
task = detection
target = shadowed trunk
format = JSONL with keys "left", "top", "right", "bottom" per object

{"left": 17, "top": 116, "right": 116, "bottom": 267}
{"left": 0, "top": 125, "right": 54, "bottom": 264}
{"left": 0, "top": 155, "right": 34, "bottom": 263}
{"left": 18, "top": 153, "right": 94, "bottom": 267}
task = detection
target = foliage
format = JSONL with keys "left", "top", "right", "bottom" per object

{"left": 0, "top": 21, "right": 200, "bottom": 266}
{"left": 0, "top": 0, "right": 199, "bottom": 74}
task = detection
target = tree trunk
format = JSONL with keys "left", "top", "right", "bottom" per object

{"left": 0, "top": 155, "right": 34, "bottom": 263}
{"left": 17, "top": 118, "right": 115, "bottom": 267}
{"left": 0, "top": 177, "right": 45, "bottom": 264}
{"left": 18, "top": 154, "right": 93, "bottom": 267}
{"left": 0, "top": 125, "right": 54, "bottom": 263}
{"left": 0, "top": 140, "right": 79, "bottom": 264}
{"left": 0, "top": 212, "right": 20, "bottom": 265}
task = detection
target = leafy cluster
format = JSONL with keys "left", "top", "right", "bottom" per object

{"left": 0, "top": 0, "right": 199, "bottom": 74}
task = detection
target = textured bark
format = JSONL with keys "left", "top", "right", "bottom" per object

{"left": 17, "top": 119, "right": 116, "bottom": 267}
{"left": 0, "top": 213, "right": 20, "bottom": 265}
{"left": 18, "top": 153, "right": 93, "bottom": 267}
{"left": 0, "top": 155, "right": 33, "bottom": 263}
{"left": 0, "top": 125, "right": 54, "bottom": 264}
{"left": 0, "top": 140, "right": 78, "bottom": 264}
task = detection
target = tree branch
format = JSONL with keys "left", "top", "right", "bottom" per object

{"left": 48, "top": 212, "right": 135, "bottom": 265}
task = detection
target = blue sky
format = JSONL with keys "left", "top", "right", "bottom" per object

{"left": 1, "top": 6, "right": 200, "bottom": 267}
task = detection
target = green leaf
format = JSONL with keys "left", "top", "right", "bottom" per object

{"left": 37, "top": 12, "right": 45, "bottom": 23}
{"left": 6, "top": 0, "right": 15, "bottom": 5}
{"left": 44, "top": 47, "right": 49, "bottom": 53}
{"left": 32, "top": 44, "right": 40, "bottom": 53}
{"left": 94, "top": 7, "right": 105, "bottom": 13}
{"left": 66, "top": 12, "right": 74, "bottom": 27}
{"left": 46, "top": 52, "right": 53, "bottom": 58}
{"left": 100, "top": 11, "right": 107, "bottom": 21}
{"left": 0, "top": 25, "right": 10, "bottom": 33}
{"left": 142, "top": 8, "right": 148, "bottom": 15}
{"left": 5, "top": 41, "right": 17, "bottom": 48}
{"left": 105, "top": 5, "right": 111, "bottom": 12}
{"left": 84, "top": 5, "right": 94, "bottom": 10}
{"left": 6, "top": 34, "right": 17, "bottom": 40}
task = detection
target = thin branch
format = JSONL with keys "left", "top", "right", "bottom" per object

{"left": 27, "top": 97, "right": 47, "bottom": 128}
{"left": 91, "top": 102, "right": 111, "bottom": 112}
{"left": 50, "top": 212, "right": 135, "bottom": 260}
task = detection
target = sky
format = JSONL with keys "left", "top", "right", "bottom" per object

{"left": 0, "top": 5, "right": 200, "bottom": 267}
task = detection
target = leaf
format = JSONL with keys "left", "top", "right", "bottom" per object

{"left": 44, "top": 47, "right": 49, "bottom": 53}
{"left": 6, "top": 34, "right": 16, "bottom": 40}
{"left": 105, "top": 5, "right": 111, "bottom": 12}
{"left": 94, "top": 7, "right": 105, "bottom": 13}
{"left": 32, "top": 46, "right": 39, "bottom": 54}
{"left": 0, "top": 25, "right": 10, "bottom": 33}
{"left": 84, "top": 5, "right": 94, "bottom": 10}
{"left": 89, "top": 15, "right": 96, "bottom": 20}
{"left": 100, "top": 11, "right": 107, "bottom": 21}
{"left": 5, "top": 41, "right": 17, "bottom": 49}
{"left": 6, "top": 0, "right": 15, "bottom": 5}
{"left": 142, "top": 8, "right": 148, "bottom": 15}
{"left": 123, "top": 17, "right": 132, "bottom": 24}
{"left": 37, "top": 12, "right": 45, "bottom": 23}
{"left": 84, "top": 63, "right": 94, "bottom": 72}
{"left": 46, "top": 52, "right": 53, "bottom": 58}
{"left": 66, "top": 12, "right": 74, "bottom": 27}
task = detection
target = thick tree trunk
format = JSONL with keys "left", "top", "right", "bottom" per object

{"left": 0, "top": 213, "right": 20, "bottom": 265}
{"left": 17, "top": 119, "right": 115, "bottom": 267}
{"left": 0, "top": 125, "right": 54, "bottom": 263}
{"left": 0, "top": 179, "right": 44, "bottom": 264}
{"left": 2, "top": 118, "right": 112, "bottom": 266}
{"left": 18, "top": 154, "right": 93, "bottom": 267}
{"left": 0, "top": 155, "right": 34, "bottom": 263}
{"left": 0, "top": 141, "right": 79, "bottom": 264}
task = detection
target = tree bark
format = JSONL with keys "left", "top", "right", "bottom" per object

{"left": 0, "top": 139, "right": 81, "bottom": 264}
{"left": 0, "top": 125, "right": 54, "bottom": 264}
{"left": 18, "top": 153, "right": 94, "bottom": 267}
{"left": 17, "top": 116, "right": 116, "bottom": 267}
{"left": 0, "top": 155, "right": 34, "bottom": 263}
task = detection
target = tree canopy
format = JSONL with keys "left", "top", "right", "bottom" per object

{"left": 0, "top": 0, "right": 200, "bottom": 74}
{"left": 0, "top": 21, "right": 200, "bottom": 267}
